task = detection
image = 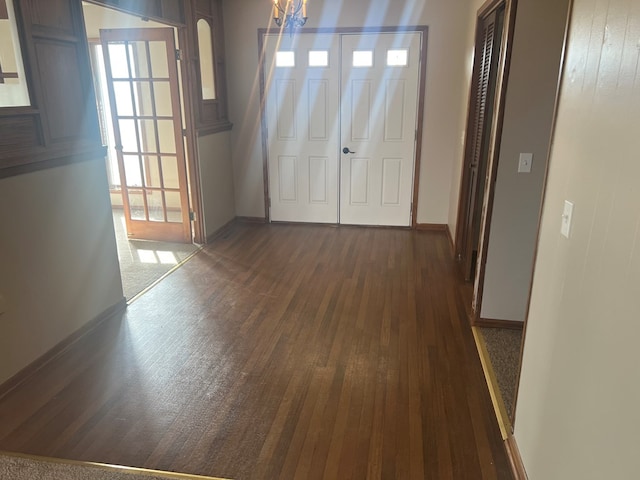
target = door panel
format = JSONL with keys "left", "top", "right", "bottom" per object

{"left": 265, "top": 34, "right": 340, "bottom": 223}
{"left": 101, "top": 28, "right": 191, "bottom": 243}
{"left": 339, "top": 33, "right": 421, "bottom": 226}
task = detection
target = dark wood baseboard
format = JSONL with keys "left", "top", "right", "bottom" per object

{"left": 505, "top": 434, "right": 528, "bottom": 479}
{"left": 0, "top": 297, "right": 127, "bottom": 401}
{"left": 236, "top": 216, "right": 267, "bottom": 224}
{"left": 415, "top": 223, "right": 447, "bottom": 231}
{"left": 206, "top": 218, "right": 238, "bottom": 244}
{"left": 475, "top": 317, "right": 524, "bottom": 330}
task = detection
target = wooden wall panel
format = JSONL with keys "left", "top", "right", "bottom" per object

{"left": 27, "top": 0, "right": 74, "bottom": 34}
{"left": 33, "top": 40, "right": 87, "bottom": 142}
{"left": 0, "top": 116, "right": 40, "bottom": 148}
{"left": 0, "top": 0, "right": 104, "bottom": 179}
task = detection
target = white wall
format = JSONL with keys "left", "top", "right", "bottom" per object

{"left": 480, "top": 0, "right": 569, "bottom": 321}
{"left": 515, "top": 0, "right": 640, "bottom": 477}
{"left": 198, "top": 131, "right": 236, "bottom": 237}
{"left": 0, "top": 161, "right": 123, "bottom": 385}
{"left": 223, "top": 0, "right": 476, "bottom": 224}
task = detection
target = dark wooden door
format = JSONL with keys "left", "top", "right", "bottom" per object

{"left": 101, "top": 28, "right": 191, "bottom": 243}
{"left": 461, "top": 7, "right": 504, "bottom": 281}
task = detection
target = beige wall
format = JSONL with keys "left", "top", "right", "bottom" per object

{"left": 447, "top": 0, "right": 486, "bottom": 239}
{"left": 0, "top": 161, "right": 123, "bottom": 385}
{"left": 480, "top": 0, "right": 569, "bottom": 321}
{"left": 223, "top": 0, "right": 476, "bottom": 224}
{"left": 515, "top": 0, "right": 640, "bottom": 477}
{"left": 198, "top": 131, "right": 236, "bottom": 238}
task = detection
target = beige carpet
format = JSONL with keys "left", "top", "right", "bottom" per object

{"left": 0, "top": 452, "right": 229, "bottom": 480}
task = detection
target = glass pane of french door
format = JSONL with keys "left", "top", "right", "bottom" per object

{"left": 100, "top": 28, "right": 191, "bottom": 243}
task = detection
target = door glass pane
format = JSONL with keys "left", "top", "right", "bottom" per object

{"left": 153, "top": 81, "right": 172, "bottom": 116}
{"left": 119, "top": 119, "right": 138, "bottom": 151}
{"left": 108, "top": 43, "right": 130, "bottom": 78}
{"left": 165, "top": 191, "right": 182, "bottom": 223}
{"left": 129, "top": 41, "right": 149, "bottom": 78}
{"left": 146, "top": 190, "right": 165, "bottom": 222}
{"left": 134, "top": 81, "right": 154, "bottom": 116}
{"left": 157, "top": 120, "right": 176, "bottom": 153}
{"left": 128, "top": 191, "right": 146, "bottom": 220}
{"left": 276, "top": 51, "right": 295, "bottom": 67}
{"left": 138, "top": 120, "right": 157, "bottom": 153}
{"left": 144, "top": 156, "right": 162, "bottom": 188}
{"left": 123, "top": 155, "right": 143, "bottom": 187}
{"left": 161, "top": 156, "right": 179, "bottom": 189}
{"left": 309, "top": 50, "right": 328, "bottom": 67}
{"left": 113, "top": 81, "right": 134, "bottom": 116}
{"left": 148, "top": 41, "right": 169, "bottom": 78}
{"left": 353, "top": 50, "right": 373, "bottom": 67}
{"left": 387, "top": 49, "right": 408, "bottom": 67}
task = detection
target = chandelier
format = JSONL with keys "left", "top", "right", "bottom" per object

{"left": 272, "top": 0, "right": 308, "bottom": 34}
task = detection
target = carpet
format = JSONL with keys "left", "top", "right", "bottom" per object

{"left": 111, "top": 210, "right": 200, "bottom": 300}
{"left": 478, "top": 327, "right": 523, "bottom": 419}
{"left": 0, "top": 452, "right": 229, "bottom": 480}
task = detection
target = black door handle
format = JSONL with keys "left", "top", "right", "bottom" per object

{"left": 342, "top": 147, "right": 356, "bottom": 154}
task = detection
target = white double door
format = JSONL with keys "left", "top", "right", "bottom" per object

{"left": 265, "top": 32, "right": 422, "bottom": 226}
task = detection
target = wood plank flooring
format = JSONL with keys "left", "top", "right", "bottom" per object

{"left": 0, "top": 223, "right": 512, "bottom": 479}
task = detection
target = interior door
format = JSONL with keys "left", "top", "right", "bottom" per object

{"left": 461, "top": 8, "right": 504, "bottom": 281}
{"left": 100, "top": 28, "right": 191, "bottom": 243}
{"left": 265, "top": 33, "right": 340, "bottom": 223}
{"left": 339, "top": 33, "right": 421, "bottom": 226}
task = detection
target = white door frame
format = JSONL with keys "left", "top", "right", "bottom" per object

{"left": 258, "top": 26, "right": 429, "bottom": 227}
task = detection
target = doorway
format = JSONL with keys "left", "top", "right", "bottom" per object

{"left": 456, "top": 5, "right": 505, "bottom": 282}
{"left": 83, "top": 2, "right": 199, "bottom": 300}
{"left": 261, "top": 29, "right": 426, "bottom": 226}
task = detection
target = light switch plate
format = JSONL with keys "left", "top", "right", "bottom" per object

{"left": 561, "top": 201, "right": 574, "bottom": 238}
{"left": 518, "top": 153, "right": 533, "bottom": 173}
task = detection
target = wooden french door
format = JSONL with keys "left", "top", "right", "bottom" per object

{"left": 264, "top": 31, "right": 423, "bottom": 226}
{"left": 460, "top": 8, "right": 504, "bottom": 281}
{"left": 101, "top": 28, "right": 191, "bottom": 243}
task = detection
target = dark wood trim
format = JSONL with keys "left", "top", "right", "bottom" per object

{"left": 415, "top": 223, "right": 447, "bottom": 231}
{"left": 510, "top": 0, "right": 574, "bottom": 428}
{"left": 178, "top": 24, "right": 206, "bottom": 245}
{"left": 257, "top": 26, "right": 429, "bottom": 228}
{"left": 236, "top": 216, "right": 267, "bottom": 224}
{"left": 196, "top": 121, "right": 233, "bottom": 137}
{"left": 411, "top": 26, "right": 429, "bottom": 229}
{"left": 83, "top": 0, "right": 185, "bottom": 27}
{"left": 505, "top": 434, "right": 528, "bottom": 479}
{"left": 0, "top": 145, "right": 107, "bottom": 179}
{"left": 257, "top": 28, "right": 271, "bottom": 222}
{"left": 476, "top": 317, "right": 524, "bottom": 330}
{"left": 0, "top": 297, "right": 126, "bottom": 401}
{"left": 205, "top": 217, "right": 238, "bottom": 243}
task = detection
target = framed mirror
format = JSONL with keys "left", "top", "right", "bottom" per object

{"left": 0, "top": 0, "right": 30, "bottom": 106}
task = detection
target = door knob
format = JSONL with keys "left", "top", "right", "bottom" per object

{"left": 342, "top": 147, "right": 356, "bottom": 154}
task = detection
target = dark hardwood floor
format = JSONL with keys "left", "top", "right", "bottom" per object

{"left": 0, "top": 223, "right": 512, "bottom": 479}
